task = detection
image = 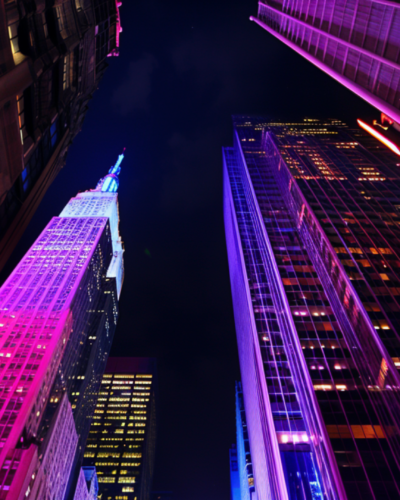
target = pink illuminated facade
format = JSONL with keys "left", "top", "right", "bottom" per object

{"left": 251, "top": 0, "right": 400, "bottom": 124}
{"left": 0, "top": 156, "right": 124, "bottom": 499}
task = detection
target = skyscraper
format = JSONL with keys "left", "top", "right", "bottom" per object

{"left": 0, "top": 0, "right": 122, "bottom": 272}
{"left": 83, "top": 357, "right": 157, "bottom": 500}
{"left": 0, "top": 152, "right": 124, "bottom": 499}
{"left": 250, "top": 0, "right": 400, "bottom": 125}
{"left": 224, "top": 116, "right": 400, "bottom": 500}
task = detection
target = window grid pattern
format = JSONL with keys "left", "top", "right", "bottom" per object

{"left": 224, "top": 144, "right": 329, "bottom": 500}
{"left": 83, "top": 372, "right": 154, "bottom": 500}
{"left": 225, "top": 117, "right": 400, "bottom": 500}
{"left": 256, "top": 0, "right": 400, "bottom": 118}
{"left": 0, "top": 213, "right": 114, "bottom": 498}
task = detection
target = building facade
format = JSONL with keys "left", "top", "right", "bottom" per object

{"left": 0, "top": 153, "right": 124, "bottom": 499}
{"left": 83, "top": 357, "right": 157, "bottom": 500}
{"left": 224, "top": 116, "right": 400, "bottom": 500}
{"left": 73, "top": 467, "right": 98, "bottom": 500}
{"left": 250, "top": 0, "right": 400, "bottom": 125}
{"left": 0, "top": 0, "right": 122, "bottom": 272}
{"left": 235, "top": 382, "right": 255, "bottom": 500}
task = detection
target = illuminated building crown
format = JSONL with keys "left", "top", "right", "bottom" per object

{"left": 94, "top": 148, "right": 125, "bottom": 193}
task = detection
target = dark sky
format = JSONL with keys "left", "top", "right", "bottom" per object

{"left": 0, "top": 1, "right": 378, "bottom": 499}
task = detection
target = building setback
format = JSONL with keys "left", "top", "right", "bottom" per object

{"left": 250, "top": 0, "right": 400, "bottom": 125}
{"left": 0, "top": 0, "right": 122, "bottom": 272}
{"left": 224, "top": 116, "right": 400, "bottom": 500}
{"left": 83, "top": 357, "right": 157, "bottom": 500}
{"left": 0, "top": 153, "right": 124, "bottom": 499}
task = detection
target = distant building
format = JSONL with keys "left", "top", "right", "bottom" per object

{"left": 229, "top": 444, "right": 241, "bottom": 500}
{"left": 83, "top": 357, "right": 157, "bottom": 500}
{"left": 0, "top": 153, "right": 124, "bottom": 498}
{"left": 0, "top": 0, "right": 122, "bottom": 271}
{"left": 235, "top": 383, "right": 255, "bottom": 500}
{"left": 251, "top": 0, "right": 400, "bottom": 125}
{"left": 224, "top": 116, "right": 400, "bottom": 499}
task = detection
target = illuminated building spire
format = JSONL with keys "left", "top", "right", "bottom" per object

{"left": 94, "top": 148, "right": 125, "bottom": 193}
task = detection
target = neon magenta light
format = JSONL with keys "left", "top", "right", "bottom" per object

{"left": 357, "top": 119, "right": 400, "bottom": 156}
{"left": 250, "top": 15, "right": 400, "bottom": 125}
{"left": 108, "top": 0, "right": 122, "bottom": 56}
{"left": 0, "top": 215, "right": 107, "bottom": 497}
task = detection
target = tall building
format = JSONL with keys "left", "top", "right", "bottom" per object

{"left": 224, "top": 116, "right": 400, "bottom": 500}
{"left": 83, "top": 357, "right": 157, "bottom": 500}
{"left": 250, "top": 0, "right": 400, "bottom": 125}
{"left": 0, "top": 0, "right": 122, "bottom": 272}
{"left": 0, "top": 152, "right": 124, "bottom": 499}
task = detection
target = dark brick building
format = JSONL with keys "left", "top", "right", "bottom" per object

{"left": 0, "top": 0, "right": 122, "bottom": 270}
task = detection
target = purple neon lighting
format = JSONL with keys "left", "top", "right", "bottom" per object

{"left": 233, "top": 133, "right": 346, "bottom": 500}
{"left": 258, "top": 2, "right": 400, "bottom": 73}
{"left": 223, "top": 150, "right": 289, "bottom": 500}
{"left": 263, "top": 131, "right": 400, "bottom": 475}
{"left": 250, "top": 15, "right": 400, "bottom": 125}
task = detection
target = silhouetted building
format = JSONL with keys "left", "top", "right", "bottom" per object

{"left": 251, "top": 0, "right": 400, "bottom": 125}
{"left": 0, "top": 153, "right": 124, "bottom": 498}
{"left": 229, "top": 444, "right": 241, "bottom": 500}
{"left": 151, "top": 492, "right": 173, "bottom": 500}
{"left": 224, "top": 116, "right": 400, "bottom": 500}
{"left": 0, "top": 0, "right": 122, "bottom": 271}
{"left": 83, "top": 357, "right": 157, "bottom": 500}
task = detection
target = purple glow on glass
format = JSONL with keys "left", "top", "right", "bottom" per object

{"left": 234, "top": 132, "right": 346, "bottom": 500}
{"left": 262, "top": 129, "right": 400, "bottom": 475}
{"left": 250, "top": 14, "right": 400, "bottom": 125}
{"left": 254, "top": 4, "right": 400, "bottom": 73}
{"left": 223, "top": 150, "right": 289, "bottom": 500}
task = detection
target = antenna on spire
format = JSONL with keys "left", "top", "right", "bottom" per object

{"left": 93, "top": 149, "right": 126, "bottom": 193}
{"left": 109, "top": 148, "right": 126, "bottom": 176}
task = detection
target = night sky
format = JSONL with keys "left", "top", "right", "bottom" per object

{"left": 0, "top": 1, "right": 378, "bottom": 499}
